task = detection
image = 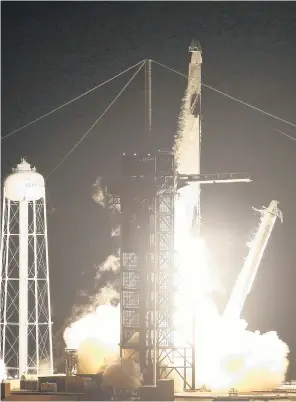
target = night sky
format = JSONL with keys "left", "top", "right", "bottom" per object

{"left": 2, "top": 2, "right": 296, "bottom": 378}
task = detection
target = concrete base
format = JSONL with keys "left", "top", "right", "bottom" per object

{"left": 157, "top": 379, "right": 175, "bottom": 400}
{"left": 1, "top": 383, "right": 11, "bottom": 400}
{"left": 140, "top": 380, "right": 175, "bottom": 401}
{"left": 140, "top": 385, "right": 158, "bottom": 401}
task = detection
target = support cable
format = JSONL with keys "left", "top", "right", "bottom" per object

{"left": 270, "top": 127, "right": 296, "bottom": 142}
{"left": 2, "top": 60, "right": 146, "bottom": 140}
{"left": 152, "top": 60, "right": 296, "bottom": 136}
{"left": 45, "top": 61, "right": 145, "bottom": 180}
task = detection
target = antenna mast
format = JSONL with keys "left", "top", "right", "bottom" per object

{"left": 146, "top": 59, "right": 152, "bottom": 139}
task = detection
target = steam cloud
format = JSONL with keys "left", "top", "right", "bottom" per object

{"left": 97, "top": 253, "right": 120, "bottom": 273}
{"left": 103, "top": 359, "right": 143, "bottom": 390}
{"left": 171, "top": 53, "right": 289, "bottom": 391}
{"left": 92, "top": 177, "right": 106, "bottom": 207}
{"left": 64, "top": 296, "right": 120, "bottom": 374}
{"left": 64, "top": 54, "right": 289, "bottom": 393}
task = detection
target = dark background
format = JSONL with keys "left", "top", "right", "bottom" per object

{"left": 2, "top": 2, "right": 296, "bottom": 378}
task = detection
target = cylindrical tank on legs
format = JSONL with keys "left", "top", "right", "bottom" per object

{"left": 4, "top": 159, "right": 45, "bottom": 201}
{"left": 1, "top": 158, "right": 53, "bottom": 378}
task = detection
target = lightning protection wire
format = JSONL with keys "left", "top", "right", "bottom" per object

{"left": 45, "top": 60, "right": 146, "bottom": 180}
{"left": 152, "top": 59, "right": 296, "bottom": 137}
{"left": 2, "top": 59, "right": 146, "bottom": 140}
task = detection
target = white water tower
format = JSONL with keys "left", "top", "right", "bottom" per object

{"left": 0, "top": 159, "right": 53, "bottom": 378}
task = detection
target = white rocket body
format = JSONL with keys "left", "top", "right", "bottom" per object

{"left": 175, "top": 42, "right": 202, "bottom": 249}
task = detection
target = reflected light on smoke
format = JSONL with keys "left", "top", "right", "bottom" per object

{"left": 64, "top": 303, "right": 120, "bottom": 374}
{"left": 63, "top": 64, "right": 289, "bottom": 392}
{"left": 173, "top": 204, "right": 289, "bottom": 390}
{"left": 103, "top": 359, "right": 143, "bottom": 390}
{"left": 171, "top": 65, "right": 289, "bottom": 390}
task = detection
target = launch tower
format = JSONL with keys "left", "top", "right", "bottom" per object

{"left": 0, "top": 159, "right": 53, "bottom": 378}
{"left": 113, "top": 44, "right": 251, "bottom": 390}
{"left": 115, "top": 152, "right": 176, "bottom": 385}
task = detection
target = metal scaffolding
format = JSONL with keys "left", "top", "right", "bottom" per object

{"left": 110, "top": 152, "right": 195, "bottom": 389}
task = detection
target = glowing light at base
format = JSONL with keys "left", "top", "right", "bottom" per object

{"left": 64, "top": 303, "right": 120, "bottom": 374}
{"left": 64, "top": 75, "right": 289, "bottom": 390}
{"left": 171, "top": 52, "right": 289, "bottom": 390}
{"left": 103, "top": 358, "right": 143, "bottom": 390}
{"left": 173, "top": 180, "right": 289, "bottom": 391}
{"left": 63, "top": 299, "right": 143, "bottom": 389}
{"left": 172, "top": 183, "right": 289, "bottom": 391}
{"left": 64, "top": 192, "right": 289, "bottom": 391}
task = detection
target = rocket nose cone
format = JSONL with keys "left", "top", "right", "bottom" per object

{"left": 189, "top": 39, "right": 202, "bottom": 52}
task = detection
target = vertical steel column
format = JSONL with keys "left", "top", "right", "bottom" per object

{"left": 19, "top": 198, "right": 29, "bottom": 376}
{"left": 147, "top": 59, "right": 152, "bottom": 139}
{"left": 33, "top": 200, "right": 39, "bottom": 373}
{"left": 43, "top": 194, "right": 54, "bottom": 374}
{"left": 1, "top": 197, "right": 10, "bottom": 362}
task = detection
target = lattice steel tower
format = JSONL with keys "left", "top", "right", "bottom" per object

{"left": 0, "top": 159, "right": 53, "bottom": 378}
{"left": 115, "top": 152, "right": 175, "bottom": 386}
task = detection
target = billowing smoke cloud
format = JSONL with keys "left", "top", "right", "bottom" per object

{"left": 77, "top": 337, "right": 118, "bottom": 375}
{"left": 92, "top": 177, "right": 107, "bottom": 207}
{"left": 171, "top": 50, "right": 289, "bottom": 392}
{"left": 64, "top": 296, "right": 120, "bottom": 374}
{"left": 64, "top": 174, "right": 123, "bottom": 384}
{"left": 111, "top": 225, "right": 120, "bottom": 238}
{"left": 97, "top": 253, "right": 120, "bottom": 274}
{"left": 191, "top": 314, "right": 289, "bottom": 391}
{"left": 103, "top": 358, "right": 143, "bottom": 391}
{"left": 64, "top": 51, "right": 289, "bottom": 393}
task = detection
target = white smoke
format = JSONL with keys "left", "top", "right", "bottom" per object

{"left": 63, "top": 287, "right": 144, "bottom": 390}
{"left": 64, "top": 51, "right": 289, "bottom": 392}
{"left": 103, "top": 358, "right": 143, "bottom": 391}
{"left": 171, "top": 51, "right": 289, "bottom": 392}
{"left": 97, "top": 253, "right": 120, "bottom": 274}
{"left": 64, "top": 299, "right": 120, "bottom": 374}
{"left": 188, "top": 313, "right": 289, "bottom": 391}
{"left": 92, "top": 177, "right": 106, "bottom": 207}
{"left": 111, "top": 225, "right": 120, "bottom": 237}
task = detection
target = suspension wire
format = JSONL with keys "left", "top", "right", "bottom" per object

{"left": 45, "top": 61, "right": 146, "bottom": 180}
{"left": 145, "top": 61, "right": 147, "bottom": 137}
{"left": 270, "top": 127, "right": 296, "bottom": 141}
{"left": 151, "top": 59, "right": 296, "bottom": 133}
{"left": 2, "top": 60, "right": 146, "bottom": 141}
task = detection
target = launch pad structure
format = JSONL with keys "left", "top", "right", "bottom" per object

{"left": 110, "top": 153, "right": 251, "bottom": 390}
{"left": 111, "top": 151, "right": 179, "bottom": 384}
{"left": 109, "top": 41, "right": 252, "bottom": 390}
{"left": 107, "top": 41, "right": 253, "bottom": 391}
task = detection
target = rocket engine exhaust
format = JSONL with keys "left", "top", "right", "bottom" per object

{"left": 63, "top": 41, "right": 289, "bottom": 393}
{"left": 172, "top": 41, "right": 289, "bottom": 391}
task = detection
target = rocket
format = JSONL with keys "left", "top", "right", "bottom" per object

{"left": 188, "top": 40, "right": 202, "bottom": 119}
{"left": 177, "top": 40, "right": 203, "bottom": 237}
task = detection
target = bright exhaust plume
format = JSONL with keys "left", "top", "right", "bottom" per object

{"left": 63, "top": 62, "right": 289, "bottom": 392}
{"left": 172, "top": 73, "right": 289, "bottom": 390}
